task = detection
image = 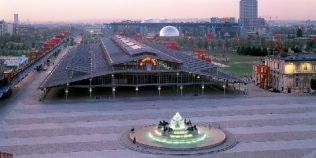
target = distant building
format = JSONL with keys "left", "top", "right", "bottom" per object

{"left": 85, "top": 25, "right": 102, "bottom": 35}
{"left": 106, "top": 22, "right": 240, "bottom": 38}
{"left": 0, "top": 20, "right": 6, "bottom": 36}
{"left": 28, "top": 49, "right": 43, "bottom": 64}
{"left": 254, "top": 53, "right": 316, "bottom": 94}
{"left": 210, "top": 17, "right": 236, "bottom": 24}
{"left": 0, "top": 71, "right": 4, "bottom": 85}
{"left": 6, "top": 23, "right": 17, "bottom": 35}
{"left": 0, "top": 20, "right": 17, "bottom": 36}
{"left": 240, "top": 0, "right": 258, "bottom": 34}
{"left": 253, "top": 64, "right": 270, "bottom": 89}
{"left": 0, "top": 60, "right": 4, "bottom": 79}
{"left": 14, "top": 14, "right": 19, "bottom": 24}
{"left": 159, "top": 26, "right": 180, "bottom": 37}
{"left": 0, "top": 56, "right": 28, "bottom": 70}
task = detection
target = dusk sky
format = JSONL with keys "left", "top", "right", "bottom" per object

{"left": 1, "top": 0, "right": 316, "bottom": 22}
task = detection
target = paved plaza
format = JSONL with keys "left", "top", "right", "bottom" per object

{"left": 0, "top": 46, "right": 316, "bottom": 158}
{"left": 1, "top": 90, "right": 316, "bottom": 158}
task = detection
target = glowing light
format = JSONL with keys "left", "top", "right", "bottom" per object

{"left": 284, "top": 63, "right": 295, "bottom": 74}
{"left": 170, "top": 112, "right": 186, "bottom": 130}
{"left": 148, "top": 132, "right": 207, "bottom": 144}
{"left": 140, "top": 57, "right": 158, "bottom": 66}
{"left": 169, "top": 134, "right": 193, "bottom": 138}
{"left": 154, "top": 130, "right": 161, "bottom": 135}
{"left": 147, "top": 112, "right": 208, "bottom": 145}
{"left": 300, "top": 62, "right": 313, "bottom": 72}
{"left": 173, "top": 130, "right": 189, "bottom": 135}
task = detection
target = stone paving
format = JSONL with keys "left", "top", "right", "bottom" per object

{"left": 1, "top": 96, "right": 316, "bottom": 158}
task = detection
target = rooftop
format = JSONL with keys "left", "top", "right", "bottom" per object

{"left": 0, "top": 56, "right": 28, "bottom": 68}
{"left": 268, "top": 53, "right": 316, "bottom": 61}
{"left": 42, "top": 35, "right": 243, "bottom": 88}
{"left": 105, "top": 35, "right": 182, "bottom": 65}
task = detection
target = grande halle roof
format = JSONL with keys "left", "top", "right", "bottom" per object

{"left": 41, "top": 35, "right": 243, "bottom": 88}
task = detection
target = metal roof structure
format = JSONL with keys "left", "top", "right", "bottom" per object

{"left": 103, "top": 35, "right": 182, "bottom": 65}
{"left": 145, "top": 42, "right": 242, "bottom": 82}
{"left": 42, "top": 43, "right": 112, "bottom": 88}
{"left": 41, "top": 35, "right": 244, "bottom": 89}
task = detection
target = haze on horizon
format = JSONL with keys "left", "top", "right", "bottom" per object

{"left": 1, "top": 0, "right": 316, "bottom": 23}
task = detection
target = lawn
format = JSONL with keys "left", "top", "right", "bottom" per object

{"left": 221, "top": 63, "right": 253, "bottom": 77}
{"left": 210, "top": 52, "right": 263, "bottom": 77}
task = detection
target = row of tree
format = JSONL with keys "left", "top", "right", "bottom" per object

{"left": 237, "top": 46, "right": 269, "bottom": 56}
{"left": 174, "top": 36, "right": 316, "bottom": 56}
{"left": 0, "top": 42, "right": 28, "bottom": 50}
{"left": 0, "top": 49, "right": 28, "bottom": 56}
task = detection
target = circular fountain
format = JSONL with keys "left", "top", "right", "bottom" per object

{"left": 120, "top": 112, "right": 237, "bottom": 155}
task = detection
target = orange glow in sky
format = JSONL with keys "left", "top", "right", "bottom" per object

{"left": 1, "top": 0, "right": 316, "bottom": 22}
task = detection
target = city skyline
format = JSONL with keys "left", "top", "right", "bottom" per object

{"left": 0, "top": 0, "right": 316, "bottom": 22}
{"left": 1, "top": 0, "right": 316, "bottom": 23}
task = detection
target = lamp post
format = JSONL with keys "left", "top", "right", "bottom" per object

{"left": 65, "top": 88, "right": 69, "bottom": 101}
{"left": 65, "top": 82, "right": 69, "bottom": 100}
{"left": 158, "top": 86, "right": 161, "bottom": 97}
{"left": 135, "top": 87, "right": 139, "bottom": 96}
{"left": 202, "top": 85, "right": 205, "bottom": 95}
{"left": 89, "top": 78, "right": 92, "bottom": 98}
{"left": 244, "top": 83, "right": 248, "bottom": 96}
{"left": 176, "top": 72, "right": 179, "bottom": 95}
{"left": 196, "top": 75, "right": 200, "bottom": 95}
{"left": 112, "top": 87, "right": 116, "bottom": 98}
{"left": 43, "top": 88, "right": 47, "bottom": 99}
{"left": 89, "top": 88, "right": 92, "bottom": 98}
{"left": 111, "top": 74, "right": 115, "bottom": 86}
{"left": 223, "top": 84, "right": 226, "bottom": 96}
{"left": 180, "top": 85, "right": 183, "bottom": 96}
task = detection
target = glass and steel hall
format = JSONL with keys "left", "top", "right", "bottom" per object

{"left": 40, "top": 35, "right": 244, "bottom": 96}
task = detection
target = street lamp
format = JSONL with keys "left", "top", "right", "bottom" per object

{"left": 112, "top": 87, "right": 116, "bottom": 98}
{"left": 65, "top": 88, "right": 69, "bottom": 100}
{"left": 135, "top": 87, "right": 139, "bottom": 95}
{"left": 176, "top": 72, "right": 180, "bottom": 94}
{"left": 158, "top": 86, "right": 161, "bottom": 96}
{"left": 180, "top": 86, "right": 183, "bottom": 96}
{"left": 195, "top": 75, "right": 200, "bottom": 95}
{"left": 202, "top": 85, "right": 205, "bottom": 95}
{"left": 89, "top": 88, "right": 92, "bottom": 98}
{"left": 244, "top": 83, "right": 247, "bottom": 96}
{"left": 223, "top": 84, "right": 226, "bottom": 96}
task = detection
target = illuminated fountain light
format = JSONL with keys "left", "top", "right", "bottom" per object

{"left": 148, "top": 132, "right": 207, "bottom": 144}
{"left": 148, "top": 112, "right": 207, "bottom": 145}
